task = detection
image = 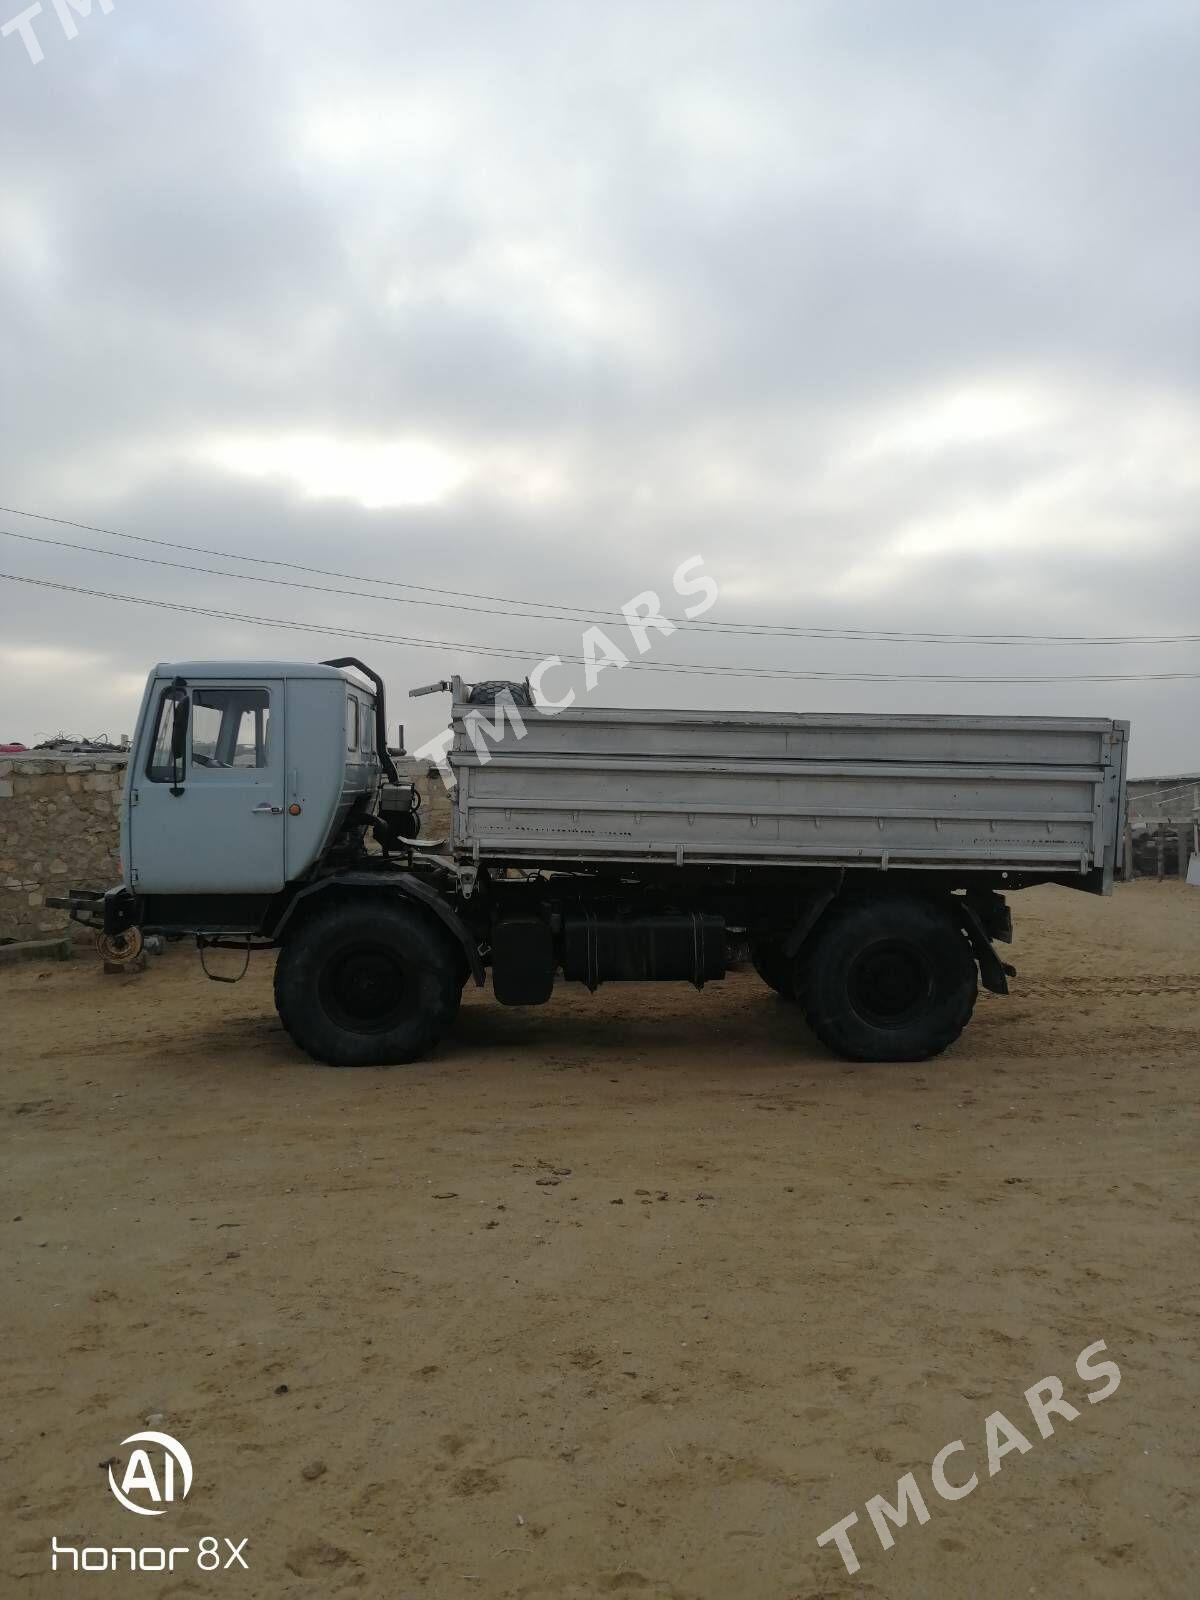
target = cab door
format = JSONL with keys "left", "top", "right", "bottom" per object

{"left": 129, "top": 679, "right": 286, "bottom": 894}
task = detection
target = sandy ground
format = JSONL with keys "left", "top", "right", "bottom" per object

{"left": 2, "top": 880, "right": 1198, "bottom": 1600}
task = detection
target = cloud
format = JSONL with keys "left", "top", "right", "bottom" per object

{"left": 0, "top": 0, "right": 1196, "bottom": 773}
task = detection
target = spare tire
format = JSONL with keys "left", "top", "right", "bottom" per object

{"left": 466, "top": 679, "right": 533, "bottom": 707}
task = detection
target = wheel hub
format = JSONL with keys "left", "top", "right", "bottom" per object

{"left": 847, "top": 939, "right": 935, "bottom": 1028}
{"left": 320, "top": 945, "right": 409, "bottom": 1032}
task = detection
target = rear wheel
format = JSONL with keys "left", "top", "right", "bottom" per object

{"left": 274, "top": 900, "right": 460, "bottom": 1066}
{"left": 751, "top": 938, "right": 798, "bottom": 999}
{"left": 798, "top": 897, "right": 977, "bottom": 1062}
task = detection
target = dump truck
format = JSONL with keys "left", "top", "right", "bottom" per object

{"left": 57, "top": 659, "right": 1130, "bottom": 1067}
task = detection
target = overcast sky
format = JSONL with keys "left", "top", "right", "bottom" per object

{"left": 1, "top": 0, "right": 1196, "bottom": 772}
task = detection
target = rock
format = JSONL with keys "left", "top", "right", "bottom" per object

{"left": 301, "top": 1460, "right": 327, "bottom": 1481}
{"left": 105, "top": 956, "right": 145, "bottom": 975}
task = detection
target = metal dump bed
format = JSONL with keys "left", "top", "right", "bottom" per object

{"left": 448, "top": 700, "right": 1129, "bottom": 887}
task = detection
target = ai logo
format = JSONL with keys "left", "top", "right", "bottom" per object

{"left": 107, "top": 1432, "right": 193, "bottom": 1517}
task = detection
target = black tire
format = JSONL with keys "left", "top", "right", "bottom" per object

{"left": 273, "top": 900, "right": 460, "bottom": 1066}
{"left": 466, "top": 679, "right": 533, "bottom": 707}
{"left": 751, "top": 939, "right": 798, "bottom": 999}
{"left": 798, "top": 897, "right": 977, "bottom": 1062}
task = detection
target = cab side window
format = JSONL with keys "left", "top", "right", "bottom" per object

{"left": 146, "top": 689, "right": 178, "bottom": 783}
{"left": 347, "top": 696, "right": 359, "bottom": 752}
{"left": 191, "top": 689, "right": 271, "bottom": 771}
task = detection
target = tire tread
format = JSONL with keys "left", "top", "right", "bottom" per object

{"left": 273, "top": 899, "right": 458, "bottom": 1067}
{"left": 798, "top": 896, "right": 977, "bottom": 1062}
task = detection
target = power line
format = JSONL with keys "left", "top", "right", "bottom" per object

{"left": 1126, "top": 780, "right": 1200, "bottom": 802}
{"left": 4, "top": 568, "right": 1199, "bottom": 685}
{"left": 0, "top": 503, "right": 1194, "bottom": 647}
{"left": 8, "top": 524, "right": 1198, "bottom": 651}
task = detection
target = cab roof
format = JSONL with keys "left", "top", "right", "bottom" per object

{"left": 153, "top": 661, "right": 373, "bottom": 688}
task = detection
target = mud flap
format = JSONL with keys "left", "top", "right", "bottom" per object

{"left": 955, "top": 900, "right": 1013, "bottom": 995}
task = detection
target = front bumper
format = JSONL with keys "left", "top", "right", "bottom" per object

{"left": 45, "top": 886, "right": 141, "bottom": 935}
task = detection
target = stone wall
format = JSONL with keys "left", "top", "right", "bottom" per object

{"left": 0, "top": 752, "right": 456, "bottom": 942}
{"left": 0, "top": 753, "right": 127, "bottom": 942}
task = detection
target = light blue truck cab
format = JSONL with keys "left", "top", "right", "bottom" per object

{"left": 120, "top": 660, "right": 385, "bottom": 896}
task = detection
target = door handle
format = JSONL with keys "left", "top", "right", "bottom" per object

{"left": 252, "top": 803, "right": 284, "bottom": 815}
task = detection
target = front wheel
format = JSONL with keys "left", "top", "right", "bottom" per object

{"left": 274, "top": 900, "right": 460, "bottom": 1066}
{"left": 798, "top": 897, "right": 977, "bottom": 1062}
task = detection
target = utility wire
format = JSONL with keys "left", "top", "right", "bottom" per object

{"left": 1126, "top": 781, "right": 1200, "bottom": 802}
{"left": 7, "top": 524, "right": 1198, "bottom": 650}
{"left": 0, "top": 503, "right": 1193, "bottom": 647}
{"left": 3, "top": 569, "right": 1198, "bottom": 684}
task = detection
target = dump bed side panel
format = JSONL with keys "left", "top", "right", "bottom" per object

{"left": 449, "top": 706, "right": 1128, "bottom": 882}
